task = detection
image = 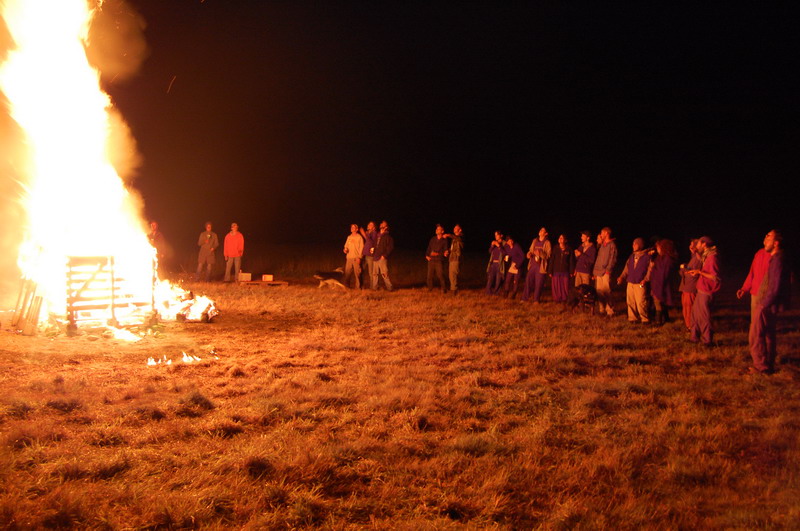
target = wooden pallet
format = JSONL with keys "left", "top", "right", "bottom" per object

{"left": 239, "top": 280, "right": 289, "bottom": 287}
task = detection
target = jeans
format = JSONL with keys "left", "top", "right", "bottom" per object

{"left": 224, "top": 256, "right": 241, "bottom": 282}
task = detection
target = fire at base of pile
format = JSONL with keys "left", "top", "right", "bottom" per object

{"left": 12, "top": 256, "right": 218, "bottom": 337}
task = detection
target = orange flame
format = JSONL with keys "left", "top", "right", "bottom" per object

{"left": 1, "top": 0, "right": 214, "bottom": 329}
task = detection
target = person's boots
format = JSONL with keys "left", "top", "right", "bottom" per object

{"left": 654, "top": 310, "right": 663, "bottom": 327}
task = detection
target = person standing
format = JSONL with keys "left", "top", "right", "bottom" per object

{"left": 343, "top": 223, "right": 364, "bottom": 289}
{"left": 522, "top": 227, "right": 551, "bottom": 303}
{"left": 359, "top": 221, "right": 378, "bottom": 290}
{"left": 687, "top": 236, "right": 721, "bottom": 346}
{"left": 502, "top": 236, "right": 525, "bottom": 299}
{"left": 574, "top": 230, "right": 596, "bottom": 287}
{"left": 372, "top": 221, "right": 394, "bottom": 291}
{"left": 426, "top": 224, "right": 448, "bottom": 293}
{"left": 148, "top": 220, "right": 167, "bottom": 278}
{"left": 742, "top": 230, "right": 791, "bottom": 374}
{"left": 549, "top": 234, "right": 576, "bottom": 305}
{"left": 737, "top": 230, "right": 774, "bottom": 305}
{"left": 223, "top": 222, "right": 245, "bottom": 282}
{"left": 593, "top": 227, "right": 618, "bottom": 316}
{"left": 649, "top": 239, "right": 678, "bottom": 326}
{"left": 195, "top": 221, "right": 219, "bottom": 282}
{"left": 617, "top": 237, "right": 652, "bottom": 324}
{"left": 486, "top": 231, "right": 505, "bottom": 295}
{"left": 445, "top": 224, "right": 464, "bottom": 294}
{"left": 678, "top": 239, "right": 702, "bottom": 331}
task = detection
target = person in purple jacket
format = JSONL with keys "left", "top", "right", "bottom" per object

{"left": 748, "top": 230, "right": 791, "bottom": 375}
{"left": 687, "top": 236, "right": 721, "bottom": 346}
{"left": 486, "top": 231, "right": 505, "bottom": 295}
{"left": 648, "top": 239, "right": 678, "bottom": 326}
{"left": 617, "top": 237, "right": 652, "bottom": 324}
{"left": 548, "top": 234, "right": 576, "bottom": 305}
{"left": 502, "top": 236, "right": 526, "bottom": 299}
{"left": 574, "top": 230, "right": 597, "bottom": 288}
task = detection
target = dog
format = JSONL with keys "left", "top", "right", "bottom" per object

{"left": 568, "top": 283, "right": 597, "bottom": 315}
{"left": 313, "top": 267, "right": 346, "bottom": 290}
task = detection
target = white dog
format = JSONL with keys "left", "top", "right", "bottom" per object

{"left": 314, "top": 267, "right": 346, "bottom": 289}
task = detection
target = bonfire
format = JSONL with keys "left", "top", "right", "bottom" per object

{"left": 0, "top": 0, "right": 216, "bottom": 335}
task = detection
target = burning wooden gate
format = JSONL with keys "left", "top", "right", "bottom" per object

{"left": 65, "top": 256, "right": 155, "bottom": 333}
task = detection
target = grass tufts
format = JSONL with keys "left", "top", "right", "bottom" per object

{"left": 6, "top": 401, "right": 35, "bottom": 419}
{"left": 176, "top": 390, "right": 215, "bottom": 417}
{"left": 93, "top": 458, "right": 131, "bottom": 480}
{"left": 5, "top": 425, "right": 66, "bottom": 449}
{"left": 451, "top": 434, "right": 495, "bottom": 456}
{"left": 245, "top": 456, "right": 275, "bottom": 479}
{"left": 135, "top": 406, "right": 166, "bottom": 421}
{"left": 210, "top": 422, "right": 244, "bottom": 438}
{"left": 289, "top": 490, "right": 327, "bottom": 526}
{"left": 39, "top": 489, "right": 88, "bottom": 529}
{"left": 45, "top": 398, "right": 82, "bottom": 414}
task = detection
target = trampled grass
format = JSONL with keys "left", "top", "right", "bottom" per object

{"left": 1, "top": 277, "right": 799, "bottom": 528}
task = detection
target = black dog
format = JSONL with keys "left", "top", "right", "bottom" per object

{"left": 569, "top": 283, "right": 597, "bottom": 315}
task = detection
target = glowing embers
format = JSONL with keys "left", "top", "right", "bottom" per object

{"left": 66, "top": 256, "right": 155, "bottom": 333}
{"left": 154, "top": 281, "right": 219, "bottom": 324}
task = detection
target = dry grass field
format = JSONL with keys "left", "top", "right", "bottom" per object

{"left": 1, "top": 265, "right": 799, "bottom": 528}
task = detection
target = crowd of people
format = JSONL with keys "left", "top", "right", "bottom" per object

{"left": 150, "top": 220, "right": 790, "bottom": 376}
{"left": 343, "top": 221, "right": 397, "bottom": 291}
{"left": 340, "top": 223, "right": 791, "bottom": 376}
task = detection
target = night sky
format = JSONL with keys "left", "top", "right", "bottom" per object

{"left": 8, "top": 1, "right": 800, "bottom": 266}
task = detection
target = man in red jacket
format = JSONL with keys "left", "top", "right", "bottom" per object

{"left": 745, "top": 230, "right": 791, "bottom": 374}
{"left": 224, "top": 222, "right": 245, "bottom": 282}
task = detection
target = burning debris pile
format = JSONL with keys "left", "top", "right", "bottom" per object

{"left": 11, "top": 257, "right": 219, "bottom": 337}
{"left": 0, "top": 0, "right": 217, "bottom": 335}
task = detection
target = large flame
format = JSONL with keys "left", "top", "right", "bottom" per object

{"left": 1, "top": 0, "right": 215, "bottom": 329}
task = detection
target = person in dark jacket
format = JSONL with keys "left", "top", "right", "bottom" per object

{"left": 195, "top": 221, "right": 219, "bottom": 282}
{"left": 548, "top": 234, "right": 576, "bottom": 304}
{"left": 503, "top": 236, "right": 525, "bottom": 299}
{"left": 574, "top": 230, "right": 596, "bottom": 287}
{"left": 748, "top": 230, "right": 792, "bottom": 374}
{"left": 486, "top": 231, "right": 506, "bottom": 295}
{"left": 649, "top": 239, "right": 678, "bottom": 326}
{"left": 426, "top": 224, "right": 448, "bottom": 293}
{"left": 371, "top": 221, "right": 394, "bottom": 291}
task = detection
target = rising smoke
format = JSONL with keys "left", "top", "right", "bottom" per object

{"left": 86, "top": 0, "right": 149, "bottom": 183}
{"left": 86, "top": 0, "right": 149, "bottom": 85}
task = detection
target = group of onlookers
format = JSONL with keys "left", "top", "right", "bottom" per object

{"left": 182, "top": 220, "right": 789, "bottom": 377}
{"left": 478, "top": 226, "right": 789, "bottom": 376}
{"left": 342, "top": 221, "right": 395, "bottom": 291}
{"left": 190, "top": 221, "right": 244, "bottom": 282}
{"left": 485, "top": 227, "right": 621, "bottom": 310}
